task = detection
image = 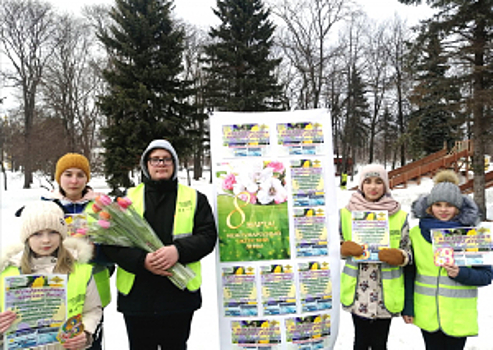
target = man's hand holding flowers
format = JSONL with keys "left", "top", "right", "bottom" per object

{"left": 145, "top": 246, "right": 179, "bottom": 276}
{"left": 89, "top": 195, "right": 195, "bottom": 290}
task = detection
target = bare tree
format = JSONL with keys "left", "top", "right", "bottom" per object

{"left": 41, "top": 14, "right": 103, "bottom": 159}
{"left": 362, "top": 19, "right": 392, "bottom": 164}
{"left": 0, "top": 0, "right": 58, "bottom": 188}
{"left": 385, "top": 15, "right": 413, "bottom": 167}
{"left": 181, "top": 22, "right": 210, "bottom": 182}
{"left": 272, "top": 0, "right": 352, "bottom": 109}
{"left": 338, "top": 13, "right": 370, "bottom": 175}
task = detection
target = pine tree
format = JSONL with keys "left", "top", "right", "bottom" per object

{"left": 408, "top": 23, "right": 461, "bottom": 155}
{"left": 398, "top": 0, "right": 493, "bottom": 216}
{"left": 203, "top": 0, "right": 284, "bottom": 111}
{"left": 342, "top": 66, "right": 370, "bottom": 171}
{"left": 98, "top": 0, "right": 193, "bottom": 191}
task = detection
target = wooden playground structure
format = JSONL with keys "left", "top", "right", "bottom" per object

{"left": 387, "top": 140, "right": 493, "bottom": 193}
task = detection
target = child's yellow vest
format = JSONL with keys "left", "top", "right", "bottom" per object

{"left": 340, "top": 208, "right": 407, "bottom": 313}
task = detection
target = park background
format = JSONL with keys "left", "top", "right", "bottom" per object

{"left": 1, "top": 169, "right": 493, "bottom": 349}
{"left": 1, "top": 0, "right": 492, "bottom": 348}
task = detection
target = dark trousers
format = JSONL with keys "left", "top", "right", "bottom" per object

{"left": 87, "top": 314, "right": 104, "bottom": 350}
{"left": 352, "top": 314, "right": 392, "bottom": 350}
{"left": 123, "top": 312, "right": 194, "bottom": 350}
{"left": 421, "top": 329, "right": 467, "bottom": 350}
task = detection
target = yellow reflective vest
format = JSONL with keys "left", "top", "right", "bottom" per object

{"left": 0, "top": 263, "right": 93, "bottom": 317}
{"left": 410, "top": 226, "right": 478, "bottom": 336}
{"left": 340, "top": 208, "right": 407, "bottom": 313}
{"left": 116, "top": 183, "right": 202, "bottom": 295}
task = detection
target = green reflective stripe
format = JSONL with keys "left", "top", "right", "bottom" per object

{"left": 415, "top": 284, "right": 478, "bottom": 298}
{"left": 381, "top": 268, "right": 402, "bottom": 280}
{"left": 342, "top": 265, "right": 358, "bottom": 277}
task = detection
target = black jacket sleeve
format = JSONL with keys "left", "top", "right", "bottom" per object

{"left": 173, "top": 191, "right": 217, "bottom": 264}
{"left": 101, "top": 245, "right": 148, "bottom": 275}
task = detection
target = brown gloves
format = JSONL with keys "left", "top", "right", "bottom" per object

{"left": 341, "top": 240, "right": 364, "bottom": 257}
{"left": 378, "top": 248, "right": 405, "bottom": 266}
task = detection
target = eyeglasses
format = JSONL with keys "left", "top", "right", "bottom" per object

{"left": 148, "top": 157, "right": 173, "bottom": 166}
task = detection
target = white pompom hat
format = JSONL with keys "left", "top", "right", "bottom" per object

{"left": 19, "top": 202, "right": 67, "bottom": 242}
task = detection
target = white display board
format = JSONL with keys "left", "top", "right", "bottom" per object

{"left": 210, "top": 109, "right": 340, "bottom": 350}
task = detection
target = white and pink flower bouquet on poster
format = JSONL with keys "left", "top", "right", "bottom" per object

{"left": 219, "top": 160, "right": 288, "bottom": 205}
{"left": 88, "top": 194, "right": 195, "bottom": 290}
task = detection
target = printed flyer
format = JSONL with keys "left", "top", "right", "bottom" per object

{"left": 221, "top": 123, "right": 271, "bottom": 158}
{"left": 260, "top": 264, "right": 296, "bottom": 316}
{"left": 231, "top": 319, "right": 282, "bottom": 349}
{"left": 298, "top": 261, "right": 332, "bottom": 313}
{"left": 290, "top": 158, "right": 325, "bottom": 207}
{"left": 293, "top": 207, "right": 328, "bottom": 257}
{"left": 350, "top": 211, "right": 390, "bottom": 262}
{"left": 432, "top": 224, "right": 493, "bottom": 266}
{"left": 276, "top": 122, "right": 325, "bottom": 156}
{"left": 222, "top": 265, "right": 258, "bottom": 317}
{"left": 2, "top": 274, "right": 67, "bottom": 350}
{"left": 285, "top": 314, "right": 331, "bottom": 350}
{"left": 211, "top": 109, "right": 340, "bottom": 350}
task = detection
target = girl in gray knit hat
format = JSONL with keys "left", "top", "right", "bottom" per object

{"left": 403, "top": 170, "right": 492, "bottom": 350}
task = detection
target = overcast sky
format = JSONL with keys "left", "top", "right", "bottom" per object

{"left": 47, "top": 0, "right": 434, "bottom": 27}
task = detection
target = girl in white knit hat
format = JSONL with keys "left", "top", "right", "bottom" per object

{"left": 403, "top": 170, "right": 492, "bottom": 350}
{"left": 0, "top": 201, "right": 102, "bottom": 349}
{"left": 340, "top": 164, "right": 412, "bottom": 350}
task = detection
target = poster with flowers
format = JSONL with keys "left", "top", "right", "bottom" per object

{"left": 211, "top": 109, "right": 339, "bottom": 350}
{"left": 216, "top": 159, "right": 290, "bottom": 262}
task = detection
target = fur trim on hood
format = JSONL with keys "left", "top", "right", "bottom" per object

{"left": 0, "top": 237, "right": 94, "bottom": 272}
{"left": 411, "top": 194, "right": 480, "bottom": 226}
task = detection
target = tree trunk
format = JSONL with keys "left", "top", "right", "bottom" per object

{"left": 472, "top": 11, "right": 487, "bottom": 219}
{"left": 1, "top": 161, "right": 7, "bottom": 191}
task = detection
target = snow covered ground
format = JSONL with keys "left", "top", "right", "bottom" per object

{"left": 1, "top": 170, "right": 492, "bottom": 349}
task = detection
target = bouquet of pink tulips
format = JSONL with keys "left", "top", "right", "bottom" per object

{"left": 88, "top": 194, "right": 195, "bottom": 290}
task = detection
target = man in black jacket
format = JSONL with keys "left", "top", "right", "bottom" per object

{"left": 103, "top": 139, "right": 217, "bottom": 350}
